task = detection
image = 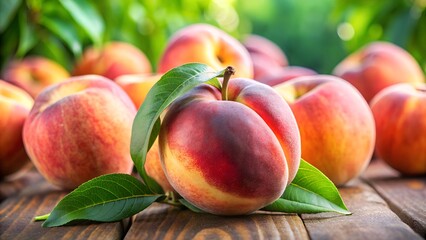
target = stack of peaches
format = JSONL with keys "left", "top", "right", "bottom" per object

{"left": 1, "top": 23, "right": 425, "bottom": 214}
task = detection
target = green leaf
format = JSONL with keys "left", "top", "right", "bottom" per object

{"left": 0, "top": 0, "right": 22, "bottom": 33}
{"left": 130, "top": 63, "right": 226, "bottom": 194}
{"left": 39, "top": 173, "right": 163, "bottom": 227}
{"left": 40, "top": 15, "right": 82, "bottom": 57}
{"left": 59, "top": 0, "right": 104, "bottom": 46}
{"left": 179, "top": 198, "right": 205, "bottom": 213}
{"left": 32, "top": 35, "right": 72, "bottom": 71}
{"left": 205, "top": 77, "right": 222, "bottom": 89}
{"left": 263, "top": 159, "right": 351, "bottom": 215}
{"left": 16, "top": 10, "right": 37, "bottom": 57}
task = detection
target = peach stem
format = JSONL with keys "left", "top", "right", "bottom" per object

{"left": 221, "top": 66, "right": 235, "bottom": 101}
{"left": 162, "top": 191, "right": 181, "bottom": 206}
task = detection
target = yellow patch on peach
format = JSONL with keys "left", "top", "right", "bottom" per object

{"left": 162, "top": 145, "right": 270, "bottom": 215}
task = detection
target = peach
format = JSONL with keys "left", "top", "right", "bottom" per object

{"left": 333, "top": 41, "right": 425, "bottom": 102}
{"left": 73, "top": 42, "right": 152, "bottom": 80}
{"left": 370, "top": 83, "right": 426, "bottom": 175}
{"left": 23, "top": 75, "right": 136, "bottom": 189}
{"left": 145, "top": 139, "right": 174, "bottom": 192}
{"left": 158, "top": 24, "right": 253, "bottom": 78}
{"left": 115, "top": 74, "right": 162, "bottom": 109}
{"left": 0, "top": 80, "right": 34, "bottom": 178}
{"left": 243, "top": 34, "right": 288, "bottom": 80}
{"left": 274, "top": 75, "right": 375, "bottom": 186}
{"left": 159, "top": 77, "right": 301, "bottom": 215}
{"left": 2, "top": 57, "right": 70, "bottom": 97}
{"left": 258, "top": 66, "right": 317, "bottom": 86}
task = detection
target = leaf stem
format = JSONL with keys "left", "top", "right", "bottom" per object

{"left": 34, "top": 213, "right": 50, "bottom": 221}
{"left": 221, "top": 66, "right": 235, "bottom": 101}
{"left": 160, "top": 191, "right": 182, "bottom": 207}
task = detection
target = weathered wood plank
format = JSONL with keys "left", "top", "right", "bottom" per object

{"left": 0, "top": 174, "right": 128, "bottom": 240}
{"left": 302, "top": 179, "right": 423, "bottom": 240}
{"left": 363, "top": 160, "right": 426, "bottom": 237}
{"left": 125, "top": 203, "right": 309, "bottom": 240}
{"left": 2, "top": 161, "right": 424, "bottom": 239}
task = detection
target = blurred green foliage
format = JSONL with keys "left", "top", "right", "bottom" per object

{"left": 237, "top": 0, "right": 426, "bottom": 73}
{"left": 0, "top": 0, "right": 425, "bottom": 75}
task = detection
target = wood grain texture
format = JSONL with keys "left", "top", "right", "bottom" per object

{"left": 302, "top": 179, "right": 423, "bottom": 240}
{"left": 125, "top": 203, "right": 309, "bottom": 240}
{"left": 363, "top": 160, "right": 426, "bottom": 237}
{"left": 1, "top": 161, "right": 425, "bottom": 239}
{"left": 0, "top": 176, "right": 127, "bottom": 240}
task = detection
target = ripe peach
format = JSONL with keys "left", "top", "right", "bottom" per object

{"left": 23, "top": 75, "right": 136, "bottom": 189}
{"left": 333, "top": 41, "right": 425, "bottom": 102}
{"left": 145, "top": 139, "right": 174, "bottom": 192}
{"left": 370, "top": 83, "right": 426, "bottom": 175}
{"left": 2, "top": 57, "right": 70, "bottom": 97}
{"left": 115, "top": 74, "right": 162, "bottom": 109}
{"left": 258, "top": 66, "right": 317, "bottom": 86}
{"left": 158, "top": 24, "right": 253, "bottom": 78}
{"left": 73, "top": 42, "right": 152, "bottom": 80}
{"left": 243, "top": 34, "right": 288, "bottom": 80}
{"left": 159, "top": 77, "right": 301, "bottom": 215}
{"left": 274, "top": 75, "right": 375, "bottom": 186}
{"left": 0, "top": 80, "right": 33, "bottom": 178}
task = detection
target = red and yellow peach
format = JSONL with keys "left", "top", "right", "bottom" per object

{"left": 2, "top": 57, "right": 70, "bottom": 98}
{"left": 243, "top": 34, "right": 288, "bottom": 80}
{"left": 333, "top": 41, "right": 425, "bottom": 102}
{"left": 274, "top": 75, "right": 375, "bottom": 186}
{"left": 258, "top": 66, "right": 317, "bottom": 86}
{"left": 0, "top": 80, "right": 34, "bottom": 178}
{"left": 370, "top": 83, "right": 426, "bottom": 175}
{"left": 23, "top": 75, "right": 136, "bottom": 189}
{"left": 73, "top": 42, "right": 152, "bottom": 80}
{"left": 158, "top": 24, "right": 253, "bottom": 79}
{"left": 159, "top": 77, "right": 301, "bottom": 215}
{"left": 115, "top": 74, "right": 162, "bottom": 109}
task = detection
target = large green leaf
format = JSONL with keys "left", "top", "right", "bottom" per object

{"left": 130, "top": 63, "right": 225, "bottom": 194}
{"left": 32, "top": 35, "right": 72, "bottom": 71}
{"left": 59, "top": 0, "right": 104, "bottom": 46}
{"left": 0, "top": 0, "right": 22, "bottom": 33}
{"left": 38, "top": 174, "right": 163, "bottom": 227}
{"left": 40, "top": 15, "right": 82, "bottom": 57}
{"left": 263, "top": 159, "right": 351, "bottom": 215}
{"left": 16, "top": 11, "right": 37, "bottom": 57}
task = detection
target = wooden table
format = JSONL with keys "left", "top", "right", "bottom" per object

{"left": 1, "top": 160, "right": 425, "bottom": 240}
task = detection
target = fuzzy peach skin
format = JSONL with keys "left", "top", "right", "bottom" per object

{"left": 23, "top": 75, "right": 136, "bottom": 189}
{"left": 115, "top": 73, "right": 162, "bottom": 109}
{"left": 274, "top": 75, "right": 375, "bottom": 186}
{"left": 145, "top": 139, "right": 174, "bottom": 192}
{"left": 73, "top": 42, "right": 152, "bottom": 80}
{"left": 333, "top": 41, "right": 425, "bottom": 103}
{"left": 370, "top": 83, "right": 426, "bottom": 175}
{"left": 0, "top": 80, "right": 34, "bottom": 178}
{"left": 2, "top": 57, "right": 70, "bottom": 97}
{"left": 258, "top": 66, "right": 317, "bottom": 87}
{"left": 159, "top": 78, "right": 301, "bottom": 215}
{"left": 243, "top": 34, "right": 288, "bottom": 80}
{"left": 158, "top": 24, "right": 253, "bottom": 79}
